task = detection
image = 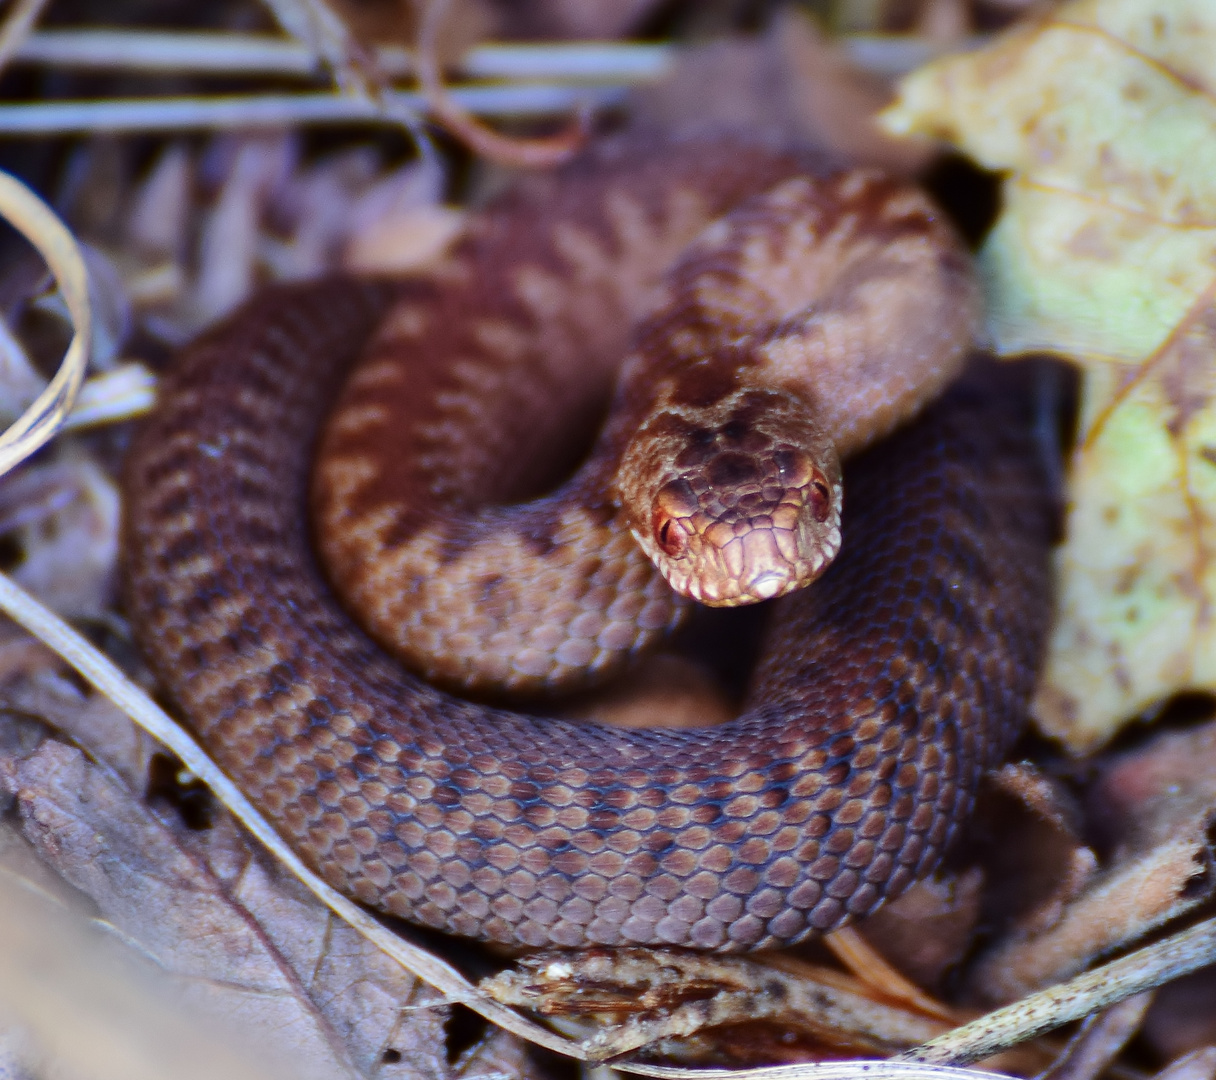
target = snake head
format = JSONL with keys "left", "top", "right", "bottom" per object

{"left": 619, "top": 389, "right": 843, "bottom": 606}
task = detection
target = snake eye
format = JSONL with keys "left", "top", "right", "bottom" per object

{"left": 774, "top": 447, "right": 813, "bottom": 487}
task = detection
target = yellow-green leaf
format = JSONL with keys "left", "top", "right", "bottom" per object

{"left": 880, "top": 0, "right": 1216, "bottom": 751}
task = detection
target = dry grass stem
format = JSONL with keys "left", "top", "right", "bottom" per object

{"left": 899, "top": 916, "right": 1216, "bottom": 1067}
{"left": 0, "top": 0, "right": 51, "bottom": 78}
{"left": 13, "top": 30, "right": 674, "bottom": 81}
{"left": 60, "top": 363, "right": 156, "bottom": 432}
{"left": 9, "top": 29, "right": 969, "bottom": 81}
{"left": 0, "top": 170, "right": 90, "bottom": 473}
{"left": 0, "top": 86, "right": 626, "bottom": 134}
{"left": 616, "top": 1060, "right": 1016, "bottom": 1079}
{"left": 1036, "top": 993, "right": 1154, "bottom": 1080}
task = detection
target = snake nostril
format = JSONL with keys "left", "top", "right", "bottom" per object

{"left": 656, "top": 516, "right": 686, "bottom": 557}
{"left": 808, "top": 477, "right": 832, "bottom": 522}
{"left": 653, "top": 479, "right": 699, "bottom": 557}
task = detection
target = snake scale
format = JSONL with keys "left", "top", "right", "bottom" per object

{"left": 122, "top": 138, "right": 1055, "bottom": 951}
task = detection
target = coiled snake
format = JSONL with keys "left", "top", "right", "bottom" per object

{"left": 123, "top": 138, "right": 1054, "bottom": 951}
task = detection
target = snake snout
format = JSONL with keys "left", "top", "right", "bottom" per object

{"left": 696, "top": 492, "right": 844, "bottom": 606}
{"left": 624, "top": 392, "right": 845, "bottom": 608}
{"left": 641, "top": 435, "right": 844, "bottom": 607}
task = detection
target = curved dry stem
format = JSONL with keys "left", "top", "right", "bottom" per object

{"left": 416, "top": 0, "right": 588, "bottom": 168}
{"left": 0, "top": 170, "right": 91, "bottom": 472}
{"left": 898, "top": 916, "right": 1216, "bottom": 1067}
{"left": 0, "top": 0, "right": 52, "bottom": 79}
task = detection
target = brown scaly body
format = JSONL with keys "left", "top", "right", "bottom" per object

{"left": 122, "top": 141, "right": 1053, "bottom": 951}
{"left": 312, "top": 140, "right": 979, "bottom": 693}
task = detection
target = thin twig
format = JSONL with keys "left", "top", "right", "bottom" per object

{"left": 8, "top": 28, "right": 977, "bottom": 80}
{"left": 0, "top": 0, "right": 52, "bottom": 78}
{"left": 415, "top": 0, "right": 586, "bottom": 167}
{"left": 898, "top": 917, "right": 1216, "bottom": 1067}
{"left": 823, "top": 927, "right": 958, "bottom": 1023}
{"left": 1033, "top": 993, "right": 1153, "bottom": 1080}
{"left": 0, "top": 85, "right": 626, "bottom": 135}
{"left": 483, "top": 949, "right": 949, "bottom": 1059}
{"left": 259, "top": 0, "right": 375, "bottom": 98}
{"left": 617, "top": 1061, "right": 1015, "bottom": 1080}
{"left": 12, "top": 30, "right": 674, "bottom": 81}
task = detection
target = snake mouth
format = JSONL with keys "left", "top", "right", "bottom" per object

{"left": 641, "top": 514, "right": 844, "bottom": 606}
{"left": 670, "top": 560, "right": 805, "bottom": 607}
{"left": 746, "top": 570, "right": 789, "bottom": 600}
{"left": 649, "top": 510, "right": 843, "bottom": 607}
{"left": 640, "top": 445, "right": 845, "bottom": 607}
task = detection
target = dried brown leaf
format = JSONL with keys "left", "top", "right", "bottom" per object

{"left": 973, "top": 841, "right": 1209, "bottom": 1001}
{"left": 0, "top": 739, "right": 451, "bottom": 1079}
{"left": 0, "top": 849, "right": 275, "bottom": 1080}
{"left": 0, "top": 659, "right": 152, "bottom": 788}
{"left": 194, "top": 136, "right": 296, "bottom": 324}
{"left": 851, "top": 870, "right": 985, "bottom": 992}
{"left": 976, "top": 763, "right": 1098, "bottom": 940}
{"left": 631, "top": 8, "right": 933, "bottom": 173}
{"left": 969, "top": 736, "right": 1216, "bottom": 1002}
{"left": 1090, "top": 715, "right": 1216, "bottom": 835}
{"left": 125, "top": 144, "right": 191, "bottom": 261}
{"left": 130, "top": 135, "right": 456, "bottom": 339}
{"left": 0, "top": 457, "right": 119, "bottom": 619}
{"left": 881, "top": 0, "right": 1216, "bottom": 750}
{"left": 343, "top": 204, "right": 465, "bottom": 273}
{"left": 453, "top": 1027, "right": 546, "bottom": 1080}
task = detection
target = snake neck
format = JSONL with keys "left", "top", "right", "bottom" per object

{"left": 312, "top": 140, "right": 815, "bottom": 695}
{"left": 310, "top": 143, "right": 979, "bottom": 696}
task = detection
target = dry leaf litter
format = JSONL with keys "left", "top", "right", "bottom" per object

{"left": 0, "top": 0, "right": 1213, "bottom": 1077}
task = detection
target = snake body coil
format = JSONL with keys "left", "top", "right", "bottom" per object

{"left": 123, "top": 141, "right": 1054, "bottom": 951}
